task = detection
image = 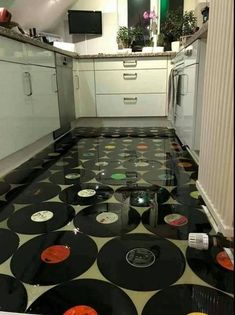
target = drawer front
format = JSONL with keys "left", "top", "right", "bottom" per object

{"left": 95, "top": 58, "right": 167, "bottom": 70}
{"left": 26, "top": 44, "right": 55, "bottom": 67}
{"left": 96, "top": 69, "right": 167, "bottom": 94}
{"left": 0, "top": 36, "right": 26, "bottom": 63}
{"left": 75, "top": 59, "right": 94, "bottom": 71}
{"left": 96, "top": 94, "right": 166, "bottom": 117}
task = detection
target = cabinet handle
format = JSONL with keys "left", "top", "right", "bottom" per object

{"left": 52, "top": 73, "right": 58, "bottom": 93}
{"left": 123, "top": 73, "right": 137, "bottom": 79}
{"left": 75, "top": 75, "right": 79, "bottom": 89}
{"left": 23, "top": 72, "right": 32, "bottom": 96}
{"left": 123, "top": 60, "right": 137, "bottom": 67}
{"left": 124, "top": 97, "right": 138, "bottom": 103}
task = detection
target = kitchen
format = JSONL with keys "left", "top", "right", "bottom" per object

{"left": 0, "top": 0, "right": 233, "bottom": 314}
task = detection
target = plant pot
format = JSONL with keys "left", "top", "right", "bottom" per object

{"left": 142, "top": 46, "right": 153, "bottom": 53}
{"left": 171, "top": 41, "right": 180, "bottom": 52}
{"left": 153, "top": 46, "right": 164, "bottom": 52}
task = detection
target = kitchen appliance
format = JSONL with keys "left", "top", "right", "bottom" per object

{"left": 0, "top": 8, "right": 11, "bottom": 23}
{"left": 171, "top": 39, "right": 206, "bottom": 161}
{"left": 53, "top": 54, "right": 75, "bottom": 139}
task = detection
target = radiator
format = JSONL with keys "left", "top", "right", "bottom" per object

{"left": 196, "top": 0, "right": 234, "bottom": 237}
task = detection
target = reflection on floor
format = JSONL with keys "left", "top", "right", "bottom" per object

{"left": 0, "top": 127, "right": 233, "bottom": 314}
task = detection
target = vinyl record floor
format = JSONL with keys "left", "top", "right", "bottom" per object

{"left": 0, "top": 127, "right": 233, "bottom": 315}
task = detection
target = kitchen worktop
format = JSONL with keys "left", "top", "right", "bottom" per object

{"left": 0, "top": 26, "right": 176, "bottom": 59}
{"left": 184, "top": 21, "right": 208, "bottom": 47}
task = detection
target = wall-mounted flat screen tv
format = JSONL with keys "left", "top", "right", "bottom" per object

{"left": 68, "top": 10, "right": 102, "bottom": 35}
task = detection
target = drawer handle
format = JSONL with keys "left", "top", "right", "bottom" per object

{"left": 123, "top": 60, "right": 137, "bottom": 67}
{"left": 124, "top": 97, "right": 138, "bottom": 103}
{"left": 123, "top": 73, "right": 137, "bottom": 79}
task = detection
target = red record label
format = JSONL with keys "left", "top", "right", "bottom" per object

{"left": 64, "top": 305, "right": 98, "bottom": 315}
{"left": 41, "top": 245, "right": 70, "bottom": 264}
{"left": 216, "top": 250, "right": 234, "bottom": 271}
{"left": 164, "top": 214, "right": 188, "bottom": 227}
{"left": 136, "top": 144, "right": 148, "bottom": 150}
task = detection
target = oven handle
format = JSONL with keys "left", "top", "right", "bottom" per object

{"left": 181, "top": 74, "right": 188, "bottom": 95}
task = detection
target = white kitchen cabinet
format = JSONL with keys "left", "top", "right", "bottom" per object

{"left": 73, "top": 59, "right": 96, "bottom": 117}
{"left": 0, "top": 61, "right": 33, "bottom": 160}
{"left": 0, "top": 35, "right": 60, "bottom": 161}
{"left": 94, "top": 57, "right": 168, "bottom": 117}
{"left": 29, "top": 65, "right": 60, "bottom": 140}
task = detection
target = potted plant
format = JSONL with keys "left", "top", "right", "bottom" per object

{"left": 116, "top": 26, "right": 132, "bottom": 49}
{"left": 161, "top": 9, "right": 197, "bottom": 51}
{"left": 156, "top": 33, "right": 165, "bottom": 52}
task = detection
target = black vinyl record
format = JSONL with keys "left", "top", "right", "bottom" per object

{"left": 59, "top": 183, "right": 114, "bottom": 206}
{"left": 171, "top": 184, "right": 205, "bottom": 206}
{"left": 142, "top": 284, "right": 234, "bottom": 315}
{"left": 114, "top": 185, "right": 171, "bottom": 207}
{"left": 10, "top": 231, "right": 98, "bottom": 285}
{"left": 186, "top": 246, "right": 234, "bottom": 294}
{"left": 82, "top": 158, "right": 122, "bottom": 171}
{"left": 143, "top": 169, "right": 191, "bottom": 186}
{"left": 165, "top": 157, "right": 198, "bottom": 172}
{"left": 0, "top": 181, "right": 11, "bottom": 196}
{"left": 0, "top": 228, "right": 19, "bottom": 264}
{"left": 0, "top": 201, "right": 14, "bottom": 222}
{"left": 49, "top": 169, "right": 95, "bottom": 185}
{"left": 142, "top": 204, "right": 212, "bottom": 240}
{"left": 96, "top": 169, "right": 140, "bottom": 186}
{"left": 97, "top": 233, "right": 185, "bottom": 291}
{"left": 17, "top": 158, "right": 43, "bottom": 169}
{"left": 73, "top": 203, "right": 140, "bottom": 237}
{"left": 42, "top": 157, "right": 82, "bottom": 170}
{"left": 26, "top": 278, "right": 138, "bottom": 315}
{"left": 0, "top": 274, "right": 27, "bottom": 313}
{"left": 4, "top": 169, "right": 51, "bottom": 184}
{"left": 123, "top": 158, "right": 162, "bottom": 171}
{"left": 7, "top": 202, "right": 75, "bottom": 235}
{"left": 191, "top": 171, "right": 198, "bottom": 181}
{"left": 5, "top": 182, "right": 61, "bottom": 204}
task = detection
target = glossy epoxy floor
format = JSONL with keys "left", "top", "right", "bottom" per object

{"left": 0, "top": 127, "right": 233, "bottom": 314}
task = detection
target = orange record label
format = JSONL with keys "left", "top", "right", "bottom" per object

{"left": 187, "top": 313, "right": 208, "bottom": 315}
{"left": 177, "top": 162, "right": 193, "bottom": 168}
{"left": 64, "top": 305, "right": 98, "bottom": 315}
{"left": 216, "top": 250, "right": 234, "bottom": 271}
{"left": 41, "top": 245, "right": 70, "bottom": 264}
{"left": 136, "top": 144, "right": 148, "bottom": 150}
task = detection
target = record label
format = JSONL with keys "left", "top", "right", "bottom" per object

{"left": 33, "top": 188, "right": 42, "bottom": 196}
{"left": 123, "top": 139, "right": 133, "bottom": 143}
{"left": 187, "top": 313, "right": 208, "bottom": 315}
{"left": 111, "top": 173, "right": 127, "bottom": 180}
{"left": 65, "top": 173, "right": 81, "bottom": 179}
{"left": 105, "top": 145, "right": 116, "bottom": 149}
{"left": 83, "top": 153, "right": 95, "bottom": 157}
{"left": 41, "top": 245, "right": 70, "bottom": 264}
{"left": 64, "top": 305, "right": 98, "bottom": 315}
{"left": 136, "top": 144, "right": 148, "bottom": 150}
{"left": 126, "top": 248, "right": 156, "bottom": 268}
{"left": 190, "top": 191, "right": 200, "bottom": 199}
{"left": 31, "top": 210, "right": 54, "bottom": 222}
{"left": 216, "top": 250, "right": 234, "bottom": 271}
{"left": 135, "top": 161, "right": 149, "bottom": 167}
{"left": 78, "top": 189, "right": 97, "bottom": 198}
{"left": 164, "top": 214, "right": 188, "bottom": 227}
{"left": 95, "top": 161, "right": 108, "bottom": 167}
{"left": 178, "top": 162, "right": 193, "bottom": 168}
{"left": 56, "top": 161, "right": 70, "bottom": 166}
{"left": 96, "top": 212, "right": 119, "bottom": 224}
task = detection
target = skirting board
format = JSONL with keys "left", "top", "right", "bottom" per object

{"left": 196, "top": 180, "right": 234, "bottom": 237}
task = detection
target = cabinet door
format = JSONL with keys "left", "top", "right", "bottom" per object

{"left": 29, "top": 65, "right": 60, "bottom": 141}
{"left": 73, "top": 70, "right": 80, "bottom": 118}
{"left": 78, "top": 71, "right": 96, "bottom": 117}
{"left": 0, "top": 61, "right": 33, "bottom": 160}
